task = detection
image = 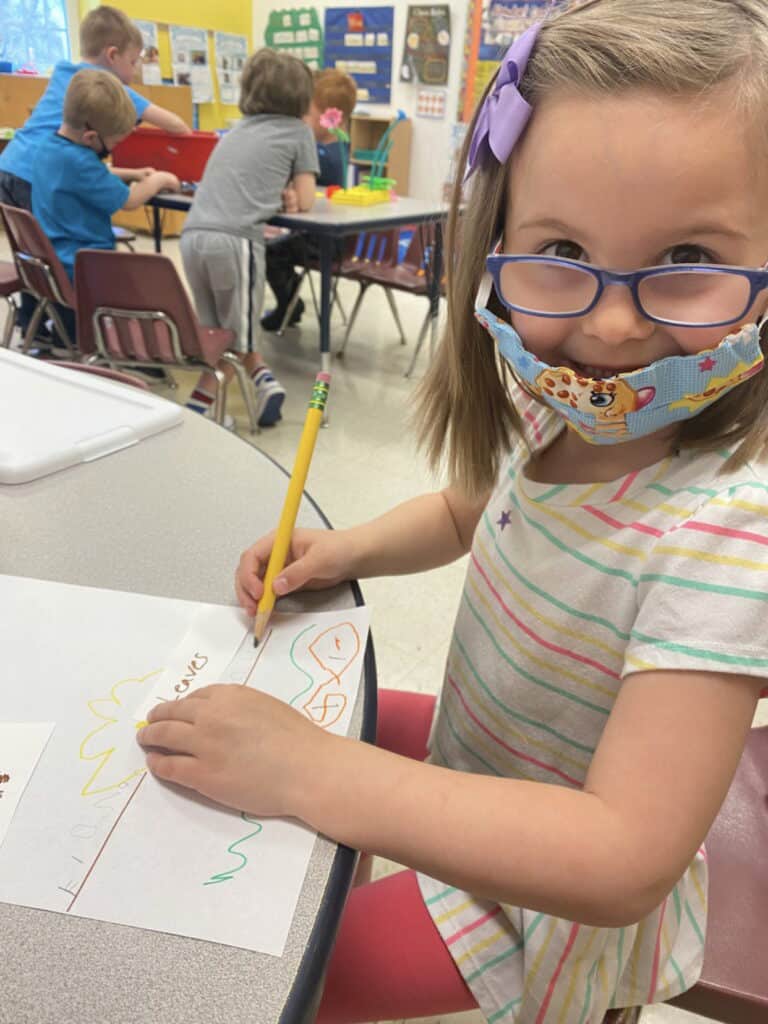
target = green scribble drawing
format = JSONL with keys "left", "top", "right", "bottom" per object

{"left": 288, "top": 624, "right": 317, "bottom": 706}
{"left": 203, "top": 814, "right": 263, "bottom": 886}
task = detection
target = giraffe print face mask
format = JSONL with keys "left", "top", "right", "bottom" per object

{"left": 474, "top": 290, "right": 764, "bottom": 446}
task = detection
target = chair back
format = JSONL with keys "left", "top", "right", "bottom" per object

{"left": 0, "top": 203, "right": 75, "bottom": 307}
{"left": 669, "top": 724, "right": 768, "bottom": 1022}
{"left": 74, "top": 249, "right": 208, "bottom": 363}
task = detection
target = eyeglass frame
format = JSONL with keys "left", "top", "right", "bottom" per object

{"left": 485, "top": 253, "right": 768, "bottom": 329}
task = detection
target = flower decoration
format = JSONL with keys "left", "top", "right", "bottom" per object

{"left": 319, "top": 106, "right": 350, "bottom": 189}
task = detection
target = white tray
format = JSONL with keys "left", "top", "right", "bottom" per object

{"left": 0, "top": 350, "right": 183, "bottom": 484}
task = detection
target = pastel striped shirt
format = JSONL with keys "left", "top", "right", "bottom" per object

{"left": 418, "top": 409, "right": 768, "bottom": 1023}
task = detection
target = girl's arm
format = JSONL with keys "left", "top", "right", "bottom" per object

{"left": 234, "top": 487, "right": 489, "bottom": 613}
{"left": 140, "top": 104, "right": 192, "bottom": 135}
{"left": 139, "top": 666, "right": 763, "bottom": 927}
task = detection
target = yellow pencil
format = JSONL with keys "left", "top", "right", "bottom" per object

{"left": 253, "top": 371, "right": 331, "bottom": 645}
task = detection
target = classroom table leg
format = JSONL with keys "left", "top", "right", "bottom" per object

{"left": 318, "top": 234, "right": 334, "bottom": 425}
{"left": 428, "top": 219, "right": 444, "bottom": 356}
{"left": 152, "top": 205, "right": 162, "bottom": 253}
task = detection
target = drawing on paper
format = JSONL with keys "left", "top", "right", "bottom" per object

{"left": 204, "top": 814, "right": 263, "bottom": 885}
{"left": 78, "top": 669, "right": 161, "bottom": 796}
{"left": 289, "top": 621, "right": 361, "bottom": 729}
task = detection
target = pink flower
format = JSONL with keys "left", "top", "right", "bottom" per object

{"left": 320, "top": 107, "right": 343, "bottom": 130}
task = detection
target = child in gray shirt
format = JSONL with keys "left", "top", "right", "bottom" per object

{"left": 181, "top": 49, "right": 319, "bottom": 426}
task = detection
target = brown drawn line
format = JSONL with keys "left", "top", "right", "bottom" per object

{"left": 241, "top": 627, "right": 273, "bottom": 687}
{"left": 66, "top": 772, "right": 148, "bottom": 912}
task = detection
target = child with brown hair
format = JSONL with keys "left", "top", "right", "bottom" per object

{"left": 181, "top": 49, "right": 319, "bottom": 427}
{"left": 0, "top": 4, "right": 190, "bottom": 338}
{"left": 30, "top": 70, "right": 179, "bottom": 339}
{"left": 262, "top": 68, "right": 357, "bottom": 331}
{"left": 142, "top": 2, "right": 768, "bottom": 1021}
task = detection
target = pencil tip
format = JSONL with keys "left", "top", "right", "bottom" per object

{"left": 253, "top": 636, "right": 259, "bottom": 648}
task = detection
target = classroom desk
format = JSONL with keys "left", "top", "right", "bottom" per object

{"left": 0, "top": 409, "right": 377, "bottom": 1024}
{"left": 149, "top": 193, "right": 447, "bottom": 373}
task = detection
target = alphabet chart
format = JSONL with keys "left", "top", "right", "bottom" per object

{"left": 0, "top": 575, "right": 369, "bottom": 955}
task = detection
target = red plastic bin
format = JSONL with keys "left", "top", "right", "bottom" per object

{"left": 112, "top": 126, "right": 219, "bottom": 182}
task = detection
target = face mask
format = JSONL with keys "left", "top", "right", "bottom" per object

{"left": 474, "top": 275, "right": 765, "bottom": 445}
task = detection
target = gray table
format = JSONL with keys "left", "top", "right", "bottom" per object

{"left": 150, "top": 194, "right": 446, "bottom": 373}
{"left": 0, "top": 409, "right": 376, "bottom": 1024}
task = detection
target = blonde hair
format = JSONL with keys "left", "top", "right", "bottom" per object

{"left": 80, "top": 5, "right": 142, "bottom": 59}
{"left": 63, "top": 69, "right": 137, "bottom": 138}
{"left": 313, "top": 69, "right": 357, "bottom": 124}
{"left": 416, "top": 0, "right": 768, "bottom": 496}
{"left": 239, "top": 49, "right": 313, "bottom": 118}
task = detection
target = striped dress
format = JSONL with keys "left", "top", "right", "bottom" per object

{"left": 417, "top": 406, "right": 768, "bottom": 1023}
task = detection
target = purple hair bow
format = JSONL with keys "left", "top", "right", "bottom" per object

{"left": 466, "top": 21, "right": 543, "bottom": 177}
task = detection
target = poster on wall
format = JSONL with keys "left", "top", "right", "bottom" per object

{"left": 459, "top": 0, "right": 548, "bottom": 120}
{"left": 324, "top": 7, "right": 393, "bottom": 104}
{"left": 170, "top": 24, "right": 213, "bottom": 104}
{"left": 400, "top": 5, "right": 450, "bottom": 86}
{"left": 134, "top": 19, "right": 161, "bottom": 85}
{"left": 214, "top": 32, "right": 247, "bottom": 106}
{"left": 264, "top": 9, "right": 324, "bottom": 69}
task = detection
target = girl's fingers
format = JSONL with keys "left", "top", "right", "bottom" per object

{"left": 137, "top": 719, "right": 197, "bottom": 754}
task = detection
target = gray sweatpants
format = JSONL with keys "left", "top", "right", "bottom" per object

{"left": 180, "top": 229, "right": 266, "bottom": 354}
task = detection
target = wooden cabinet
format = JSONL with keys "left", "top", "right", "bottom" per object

{"left": 0, "top": 75, "right": 192, "bottom": 237}
{"left": 349, "top": 114, "right": 412, "bottom": 196}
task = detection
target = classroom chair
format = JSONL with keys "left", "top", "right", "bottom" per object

{"left": 74, "top": 249, "right": 259, "bottom": 432}
{"left": 54, "top": 361, "right": 150, "bottom": 390}
{"left": 273, "top": 233, "right": 352, "bottom": 336}
{"left": 0, "top": 259, "right": 21, "bottom": 348}
{"left": 336, "top": 226, "right": 443, "bottom": 376}
{"left": 0, "top": 203, "right": 76, "bottom": 352}
{"left": 664, "top": 724, "right": 768, "bottom": 1023}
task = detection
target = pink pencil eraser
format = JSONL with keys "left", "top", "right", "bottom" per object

{"left": 316, "top": 372, "right": 331, "bottom": 383}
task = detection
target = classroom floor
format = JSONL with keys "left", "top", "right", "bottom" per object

{"left": 2, "top": 228, "right": 762, "bottom": 1024}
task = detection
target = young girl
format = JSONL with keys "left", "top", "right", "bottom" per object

{"left": 180, "top": 49, "right": 319, "bottom": 427}
{"left": 138, "top": 2, "right": 768, "bottom": 1021}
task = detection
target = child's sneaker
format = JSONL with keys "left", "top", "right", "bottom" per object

{"left": 252, "top": 367, "right": 286, "bottom": 426}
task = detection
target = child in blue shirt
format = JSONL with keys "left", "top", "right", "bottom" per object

{"left": 30, "top": 70, "right": 179, "bottom": 341}
{"left": 0, "top": 4, "right": 190, "bottom": 335}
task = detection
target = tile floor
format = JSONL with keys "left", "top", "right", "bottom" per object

{"left": 0, "top": 228, "right": 754, "bottom": 1024}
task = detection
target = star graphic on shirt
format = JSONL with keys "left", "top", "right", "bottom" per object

{"left": 698, "top": 355, "right": 717, "bottom": 372}
{"left": 497, "top": 510, "right": 512, "bottom": 531}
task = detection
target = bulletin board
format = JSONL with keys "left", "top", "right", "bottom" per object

{"left": 324, "top": 7, "right": 394, "bottom": 105}
{"left": 264, "top": 8, "right": 324, "bottom": 70}
{"left": 459, "top": 0, "right": 548, "bottom": 121}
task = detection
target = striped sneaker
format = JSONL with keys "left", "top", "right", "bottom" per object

{"left": 252, "top": 367, "right": 286, "bottom": 426}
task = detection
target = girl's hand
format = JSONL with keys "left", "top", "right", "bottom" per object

{"left": 136, "top": 684, "right": 332, "bottom": 817}
{"left": 235, "top": 529, "right": 355, "bottom": 615}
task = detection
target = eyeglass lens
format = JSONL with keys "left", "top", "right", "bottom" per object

{"left": 498, "top": 261, "right": 752, "bottom": 325}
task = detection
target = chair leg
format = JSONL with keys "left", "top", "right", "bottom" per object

{"left": 21, "top": 299, "right": 46, "bottom": 353}
{"left": 384, "top": 288, "right": 407, "bottom": 345}
{"left": 2, "top": 296, "right": 17, "bottom": 347}
{"left": 211, "top": 366, "right": 228, "bottom": 425}
{"left": 405, "top": 307, "right": 432, "bottom": 378}
{"left": 47, "top": 304, "right": 76, "bottom": 353}
{"left": 336, "top": 282, "right": 368, "bottom": 358}
{"left": 333, "top": 282, "right": 347, "bottom": 324}
{"left": 306, "top": 269, "right": 320, "bottom": 320}
{"left": 222, "top": 352, "right": 259, "bottom": 434}
{"left": 278, "top": 269, "right": 308, "bottom": 336}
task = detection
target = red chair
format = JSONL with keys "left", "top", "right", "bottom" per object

{"left": 666, "top": 725, "right": 768, "bottom": 1023}
{"left": 0, "top": 203, "right": 76, "bottom": 352}
{"left": 336, "top": 225, "right": 444, "bottom": 376}
{"left": 74, "top": 249, "right": 258, "bottom": 432}
{"left": 335, "top": 230, "right": 405, "bottom": 354}
{"left": 53, "top": 361, "right": 150, "bottom": 390}
{"left": 0, "top": 259, "right": 22, "bottom": 348}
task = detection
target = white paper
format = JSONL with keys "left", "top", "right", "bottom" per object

{"left": 0, "top": 724, "right": 54, "bottom": 847}
{"left": 0, "top": 576, "right": 369, "bottom": 955}
{"left": 170, "top": 25, "right": 213, "bottom": 105}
